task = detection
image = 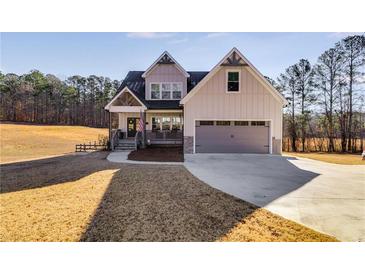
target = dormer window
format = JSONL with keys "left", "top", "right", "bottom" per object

{"left": 227, "top": 71, "right": 240, "bottom": 92}
{"left": 150, "top": 82, "right": 182, "bottom": 100}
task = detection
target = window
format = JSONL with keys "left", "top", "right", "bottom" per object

{"left": 162, "top": 83, "right": 171, "bottom": 99}
{"left": 216, "top": 121, "right": 231, "bottom": 126}
{"left": 152, "top": 116, "right": 182, "bottom": 131}
{"left": 227, "top": 71, "right": 240, "bottom": 92}
{"left": 234, "top": 121, "right": 249, "bottom": 126}
{"left": 251, "top": 121, "right": 266, "bottom": 126}
{"left": 151, "top": 84, "right": 160, "bottom": 99}
{"left": 150, "top": 82, "right": 182, "bottom": 100}
{"left": 172, "top": 117, "right": 182, "bottom": 130}
{"left": 162, "top": 117, "right": 171, "bottom": 130}
{"left": 199, "top": 121, "right": 214, "bottom": 126}
{"left": 152, "top": 117, "right": 161, "bottom": 131}
{"left": 172, "top": 83, "right": 182, "bottom": 99}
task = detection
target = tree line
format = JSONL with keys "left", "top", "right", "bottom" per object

{"left": 274, "top": 35, "right": 365, "bottom": 153}
{"left": 0, "top": 71, "right": 121, "bottom": 127}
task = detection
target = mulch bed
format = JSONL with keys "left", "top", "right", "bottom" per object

{"left": 128, "top": 146, "right": 184, "bottom": 162}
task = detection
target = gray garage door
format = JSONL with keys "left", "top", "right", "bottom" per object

{"left": 195, "top": 121, "right": 270, "bottom": 153}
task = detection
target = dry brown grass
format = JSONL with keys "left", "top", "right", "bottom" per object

{"left": 282, "top": 137, "right": 364, "bottom": 152}
{"left": 218, "top": 208, "right": 336, "bottom": 242}
{"left": 0, "top": 122, "right": 108, "bottom": 163}
{"left": 284, "top": 152, "right": 364, "bottom": 165}
{"left": 0, "top": 152, "right": 337, "bottom": 242}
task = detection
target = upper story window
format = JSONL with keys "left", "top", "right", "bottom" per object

{"left": 227, "top": 71, "right": 240, "bottom": 92}
{"left": 172, "top": 83, "right": 182, "bottom": 99}
{"left": 151, "top": 83, "right": 160, "bottom": 99}
{"left": 150, "top": 82, "right": 182, "bottom": 100}
{"left": 162, "top": 83, "right": 171, "bottom": 99}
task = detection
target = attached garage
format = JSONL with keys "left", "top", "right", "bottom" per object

{"left": 195, "top": 120, "right": 270, "bottom": 153}
{"left": 180, "top": 48, "right": 287, "bottom": 155}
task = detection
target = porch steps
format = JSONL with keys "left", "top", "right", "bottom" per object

{"left": 114, "top": 142, "right": 135, "bottom": 151}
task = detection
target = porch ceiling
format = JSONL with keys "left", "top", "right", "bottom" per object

{"left": 109, "top": 106, "right": 146, "bottom": 113}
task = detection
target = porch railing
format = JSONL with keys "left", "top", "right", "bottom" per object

{"left": 146, "top": 130, "right": 183, "bottom": 145}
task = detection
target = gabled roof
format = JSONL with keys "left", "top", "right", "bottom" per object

{"left": 107, "top": 71, "right": 208, "bottom": 110}
{"left": 180, "top": 47, "right": 288, "bottom": 105}
{"left": 104, "top": 86, "right": 147, "bottom": 110}
{"left": 142, "top": 51, "right": 190, "bottom": 78}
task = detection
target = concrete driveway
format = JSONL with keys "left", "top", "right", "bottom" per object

{"left": 184, "top": 154, "right": 365, "bottom": 241}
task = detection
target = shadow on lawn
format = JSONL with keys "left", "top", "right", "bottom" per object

{"left": 81, "top": 156, "right": 320, "bottom": 241}
{"left": 1, "top": 150, "right": 323, "bottom": 241}
{"left": 0, "top": 151, "right": 119, "bottom": 194}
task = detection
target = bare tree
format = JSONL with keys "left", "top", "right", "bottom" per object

{"left": 314, "top": 46, "right": 344, "bottom": 152}
{"left": 292, "top": 59, "right": 316, "bottom": 151}
{"left": 278, "top": 65, "right": 298, "bottom": 152}
{"left": 336, "top": 83, "right": 349, "bottom": 151}
{"left": 339, "top": 35, "right": 365, "bottom": 152}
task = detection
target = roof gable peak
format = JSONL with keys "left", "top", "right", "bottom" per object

{"left": 180, "top": 47, "right": 288, "bottom": 105}
{"left": 221, "top": 49, "right": 248, "bottom": 66}
{"left": 142, "top": 51, "right": 190, "bottom": 78}
{"left": 157, "top": 52, "right": 175, "bottom": 64}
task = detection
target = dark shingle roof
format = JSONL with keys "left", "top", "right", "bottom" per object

{"left": 115, "top": 71, "right": 209, "bottom": 109}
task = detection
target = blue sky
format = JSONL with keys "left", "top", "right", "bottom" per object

{"left": 0, "top": 32, "right": 355, "bottom": 81}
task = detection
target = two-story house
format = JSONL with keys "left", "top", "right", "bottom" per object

{"left": 105, "top": 47, "right": 287, "bottom": 154}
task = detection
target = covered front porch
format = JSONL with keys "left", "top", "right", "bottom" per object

{"left": 105, "top": 87, "right": 183, "bottom": 150}
{"left": 115, "top": 110, "right": 183, "bottom": 146}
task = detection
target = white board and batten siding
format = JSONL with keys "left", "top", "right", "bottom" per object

{"left": 184, "top": 66, "right": 283, "bottom": 154}
{"left": 145, "top": 64, "right": 188, "bottom": 100}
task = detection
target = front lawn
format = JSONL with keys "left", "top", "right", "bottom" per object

{"left": 0, "top": 122, "right": 108, "bottom": 163}
{"left": 0, "top": 152, "right": 337, "bottom": 242}
{"left": 284, "top": 152, "right": 364, "bottom": 165}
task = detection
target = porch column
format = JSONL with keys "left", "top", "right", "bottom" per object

{"left": 142, "top": 110, "right": 147, "bottom": 148}
{"left": 108, "top": 110, "right": 111, "bottom": 146}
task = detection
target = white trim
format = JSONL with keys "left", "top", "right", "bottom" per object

{"left": 142, "top": 51, "right": 190, "bottom": 78}
{"left": 225, "top": 69, "right": 241, "bottom": 93}
{"left": 109, "top": 106, "right": 145, "bottom": 113}
{"left": 149, "top": 82, "right": 183, "bottom": 100}
{"left": 192, "top": 118, "right": 273, "bottom": 154}
{"left": 104, "top": 87, "right": 147, "bottom": 110}
{"left": 151, "top": 115, "right": 183, "bottom": 131}
{"left": 150, "top": 82, "right": 161, "bottom": 100}
{"left": 180, "top": 47, "right": 287, "bottom": 105}
{"left": 146, "top": 109, "right": 183, "bottom": 113}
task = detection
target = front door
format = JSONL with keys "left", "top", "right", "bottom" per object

{"left": 127, "top": 117, "right": 140, "bottom": 137}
